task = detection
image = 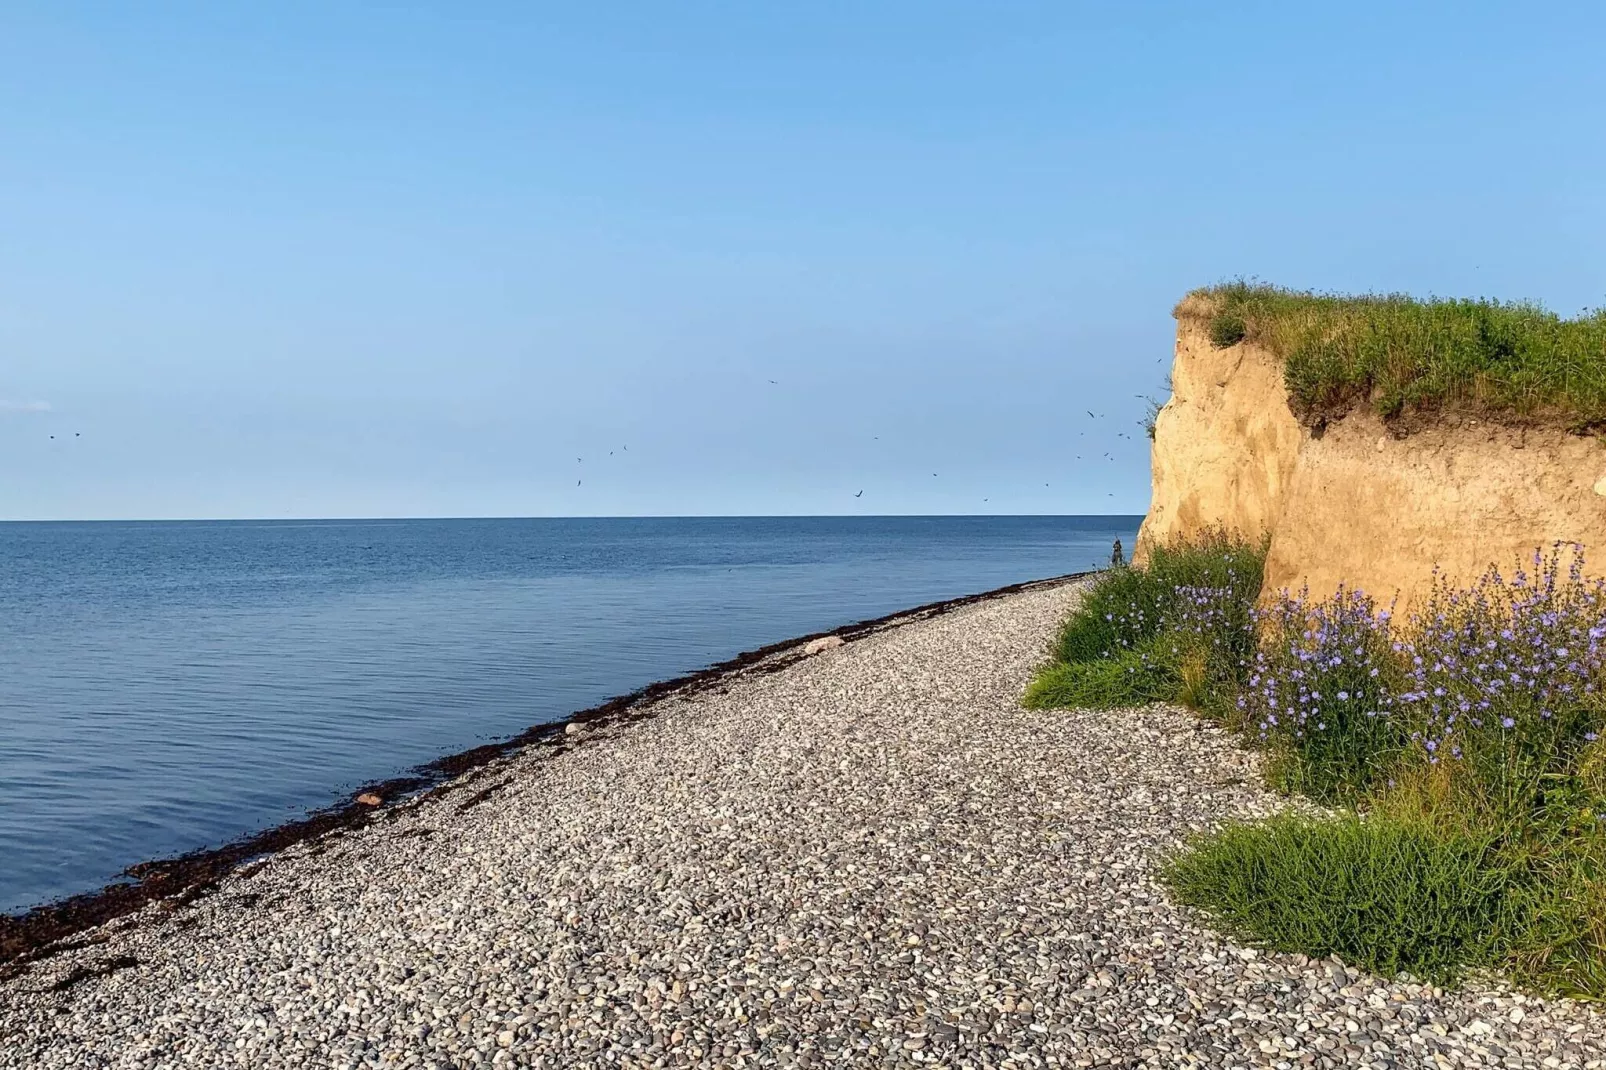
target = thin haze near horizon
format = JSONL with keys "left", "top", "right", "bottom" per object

{"left": 2, "top": 4, "right": 1603, "bottom": 522}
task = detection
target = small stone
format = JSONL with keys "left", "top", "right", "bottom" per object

{"left": 1593, "top": 474, "right": 1606, "bottom": 497}
{"left": 8, "top": 575, "right": 1606, "bottom": 1070}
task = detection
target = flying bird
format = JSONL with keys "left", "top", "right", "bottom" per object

{"left": 854, "top": 490, "right": 863, "bottom": 498}
{"left": 577, "top": 479, "right": 582, "bottom": 486}
{"left": 1087, "top": 411, "right": 1096, "bottom": 418}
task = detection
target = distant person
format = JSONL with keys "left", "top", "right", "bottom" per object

{"left": 1110, "top": 539, "right": 1125, "bottom": 568}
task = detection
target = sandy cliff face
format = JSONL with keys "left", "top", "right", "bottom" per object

{"left": 1137, "top": 320, "right": 1303, "bottom": 556}
{"left": 1137, "top": 317, "right": 1606, "bottom": 612}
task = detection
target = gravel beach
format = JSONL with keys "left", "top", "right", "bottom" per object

{"left": 4, "top": 579, "right": 1605, "bottom": 1069}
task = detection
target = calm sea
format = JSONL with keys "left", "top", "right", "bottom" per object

{"left": 0, "top": 515, "right": 1137, "bottom": 913}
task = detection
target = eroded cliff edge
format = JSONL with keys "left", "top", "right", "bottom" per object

{"left": 1136, "top": 303, "right": 1606, "bottom": 613}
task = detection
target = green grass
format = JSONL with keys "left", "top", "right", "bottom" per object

{"left": 1162, "top": 813, "right": 1514, "bottom": 986}
{"left": 1183, "top": 281, "right": 1606, "bottom": 426}
{"left": 1022, "top": 640, "right": 1179, "bottom": 710}
{"left": 1049, "top": 530, "right": 1264, "bottom": 667}
{"left": 1028, "top": 530, "right": 1264, "bottom": 717}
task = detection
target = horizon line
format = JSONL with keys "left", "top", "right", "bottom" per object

{"left": 0, "top": 512, "right": 1146, "bottom": 525}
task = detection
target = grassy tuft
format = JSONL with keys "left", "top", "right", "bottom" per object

{"left": 1023, "top": 641, "right": 1179, "bottom": 710}
{"left": 1162, "top": 812, "right": 1513, "bottom": 986}
{"left": 1183, "top": 281, "right": 1606, "bottom": 426}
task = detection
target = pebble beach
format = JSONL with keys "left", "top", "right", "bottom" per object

{"left": 4, "top": 579, "right": 1605, "bottom": 1069}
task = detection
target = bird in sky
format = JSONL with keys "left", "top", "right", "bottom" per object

{"left": 1086, "top": 410, "right": 1096, "bottom": 418}
{"left": 854, "top": 490, "right": 863, "bottom": 498}
{"left": 769, "top": 379, "right": 777, "bottom": 384}
{"left": 576, "top": 480, "right": 582, "bottom": 486}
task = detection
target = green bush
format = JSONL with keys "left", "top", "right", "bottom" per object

{"left": 1207, "top": 310, "right": 1247, "bottom": 348}
{"left": 1050, "top": 530, "right": 1266, "bottom": 669}
{"left": 1163, "top": 813, "right": 1514, "bottom": 986}
{"left": 1240, "top": 586, "right": 1406, "bottom": 803}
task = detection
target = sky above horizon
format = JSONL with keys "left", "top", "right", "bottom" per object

{"left": 3, "top": 3, "right": 1604, "bottom": 521}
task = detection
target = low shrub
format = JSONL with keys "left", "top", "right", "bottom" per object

{"left": 1239, "top": 585, "right": 1405, "bottom": 802}
{"left": 1053, "top": 563, "right": 1161, "bottom": 665}
{"left": 1393, "top": 547, "right": 1606, "bottom": 825}
{"left": 1162, "top": 812, "right": 1514, "bottom": 986}
{"left": 1037, "top": 530, "right": 1265, "bottom": 712}
{"left": 1207, "top": 310, "right": 1247, "bottom": 348}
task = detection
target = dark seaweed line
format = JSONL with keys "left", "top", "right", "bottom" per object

{"left": 0, "top": 569, "right": 1095, "bottom": 971}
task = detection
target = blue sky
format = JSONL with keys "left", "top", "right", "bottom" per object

{"left": 2, "top": 3, "right": 1602, "bottom": 520}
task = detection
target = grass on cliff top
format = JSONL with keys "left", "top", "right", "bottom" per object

{"left": 1181, "top": 282, "right": 1606, "bottom": 427}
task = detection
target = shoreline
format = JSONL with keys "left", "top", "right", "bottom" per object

{"left": 6, "top": 575, "right": 1603, "bottom": 1067}
{"left": 0, "top": 568, "right": 1094, "bottom": 973}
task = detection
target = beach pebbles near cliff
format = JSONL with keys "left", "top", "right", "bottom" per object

{"left": 3, "top": 581, "right": 1604, "bottom": 1068}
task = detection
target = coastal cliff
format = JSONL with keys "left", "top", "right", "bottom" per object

{"left": 1137, "top": 295, "right": 1606, "bottom": 612}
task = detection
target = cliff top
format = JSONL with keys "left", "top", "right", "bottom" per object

{"left": 1177, "top": 282, "right": 1606, "bottom": 429}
